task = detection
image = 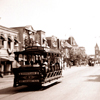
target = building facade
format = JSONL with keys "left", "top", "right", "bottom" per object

{"left": 11, "top": 26, "right": 48, "bottom": 51}
{"left": 0, "top": 25, "right": 19, "bottom": 76}
{"left": 95, "top": 43, "right": 99, "bottom": 59}
{"left": 94, "top": 43, "right": 100, "bottom": 63}
{"left": 11, "top": 25, "right": 36, "bottom": 51}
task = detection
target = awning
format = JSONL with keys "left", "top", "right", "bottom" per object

{"left": 14, "top": 37, "right": 21, "bottom": 43}
{"left": 0, "top": 56, "right": 14, "bottom": 61}
{"left": 0, "top": 34, "right": 7, "bottom": 41}
{"left": 8, "top": 36, "right": 13, "bottom": 42}
{"left": 7, "top": 48, "right": 12, "bottom": 55}
{"left": 25, "top": 25, "right": 35, "bottom": 33}
{"left": 44, "top": 48, "right": 60, "bottom": 54}
{"left": 64, "top": 41, "right": 72, "bottom": 48}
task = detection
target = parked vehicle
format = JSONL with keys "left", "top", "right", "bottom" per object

{"left": 88, "top": 58, "right": 95, "bottom": 66}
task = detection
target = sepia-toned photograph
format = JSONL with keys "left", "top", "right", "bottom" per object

{"left": 0, "top": 0, "right": 100, "bottom": 100}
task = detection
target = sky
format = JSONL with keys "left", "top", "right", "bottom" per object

{"left": 0, "top": 0, "right": 100, "bottom": 55}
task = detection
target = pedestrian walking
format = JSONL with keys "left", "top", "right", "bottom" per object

{"left": 69, "top": 60, "right": 72, "bottom": 68}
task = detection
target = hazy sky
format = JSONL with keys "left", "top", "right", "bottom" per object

{"left": 0, "top": 0, "right": 100, "bottom": 55}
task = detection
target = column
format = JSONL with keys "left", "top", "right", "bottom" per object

{"left": 0, "top": 64, "right": 4, "bottom": 76}
{"left": 8, "top": 64, "right": 11, "bottom": 75}
{"left": 6, "top": 62, "right": 11, "bottom": 75}
{"left": 4, "top": 41, "right": 7, "bottom": 49}
{"left": 11, "top": 42, "right": 14, "bottom": 51}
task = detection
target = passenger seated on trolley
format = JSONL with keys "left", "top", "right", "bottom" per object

{"left": 33, "top": 60, "right": 40, "bottom": 67}
{"left": 42, "top": 59, "right": 48, "bottom": 72}
{"left": 25, "top": 61, "right": 30, "bottom": 65}
{"left": 30, "top": 61, "right": 34, "bottom": 65}
{"left": 55, "top": 58, "right": 60, "bottom": 70}
{"left": 50, "top": 61, "right": 55, "bottom": 71}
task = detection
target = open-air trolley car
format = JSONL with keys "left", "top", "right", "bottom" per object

{"left": 13, "top": 46, "right": 62, "bottom": 87}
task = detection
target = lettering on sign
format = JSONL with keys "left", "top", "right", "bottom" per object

{"left": 19, "top": 72, "right": 39, "bottom": 75}
{"left": 19, "top": 80, "right": 39, "bottom": 83}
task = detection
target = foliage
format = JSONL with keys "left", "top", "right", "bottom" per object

{"left": 69, "top": 47, "right": 88, "bottom": 64}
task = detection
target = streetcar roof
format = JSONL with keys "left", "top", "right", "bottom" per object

{"left": 14, "top": 46, "right": 61, "bottom": 55}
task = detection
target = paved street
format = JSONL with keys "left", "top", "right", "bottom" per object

{"left": 0, "top": 65, "right": 100, "bottom": 100}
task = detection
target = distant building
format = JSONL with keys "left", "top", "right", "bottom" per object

{"left": 46, "top": 36, "right": 58, "bottom": 49}
{"left": 94, "top": 43, "right": 100, "bottom": 63}
{"left": 61, "top": 40, "right": 72, "bottom": 58}
{"left": 95, "top": 43, "right": 99, "bottom": 59}
{"left": 0, "top": 25, "right": 19, "bottom": 75}
{"left": 67, "top": 36, "right": 78, "bottom": 47}
{"left": 67, "top": 36, "right": 79, "bottom": 56}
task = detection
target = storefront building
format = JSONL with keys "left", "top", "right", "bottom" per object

{"left": 11, "top": 25, "right": 48, "bottom": 51}
{"left": 11, "top": 25, "right": 37, "bottom": 51}
{"left": 0, "top": 25, "right": 19, "bottom": 76}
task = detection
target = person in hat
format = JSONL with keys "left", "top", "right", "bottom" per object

{"left": 42, "top": 38, "right": 50, "bottom": 48}
{"left": 42, "top": 58, "right": 48, "bottom": 72}
{"left": 55, "top": 57, "right": 60, "bottom": 70}
{"left": 42, "top": 38, "right": 47, "bottom": 47}
{"left": 34, "top": 41, "right": 40, "bottom": 46}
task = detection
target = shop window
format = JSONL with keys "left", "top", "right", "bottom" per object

{"left": 14, "top": 37, "right": 18, "bottom": 43}
{"left": 14, "top": 42, "right": 18, "bottom": 50}
{"left": 14, "top": 36, "right": 20, "bottom": 51}
{"left": 0, "top": 34, "right": 7, "bottom": 48}
{"left": 0, "top": 39, "right": 4, "bottom": 45}
{"left": 8, "top": 35, "right": 12, "bottom": 49}
{"left": 8, "top": 41, "right": 11, "bottom": 49}
{"left": 0, "top": 39, "right": 4, "bottom": 48}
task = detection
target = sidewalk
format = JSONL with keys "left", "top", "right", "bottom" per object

{"left": 0, "top": 74, "right": 14, "bottom": 89}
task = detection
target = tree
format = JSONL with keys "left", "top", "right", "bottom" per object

{"left": 69, "top": 47, "right": 88, "bottom": 65}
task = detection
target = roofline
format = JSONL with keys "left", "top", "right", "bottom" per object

{"left": 10, "top": 25, "right": 33, "bottom": 28}
{"left": 36, "top": 30, "right": 45, "bottom": 33}
{"left": 11, "top": 25, "right": 36, "bottom": 33}
{"left": 0, "top": 25, "right": 18, "bottom": 34}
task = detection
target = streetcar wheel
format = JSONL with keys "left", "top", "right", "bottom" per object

{"left": 13, "top": 82, "right": 17, "bottom": 87}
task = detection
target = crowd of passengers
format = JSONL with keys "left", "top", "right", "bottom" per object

{"left": 18, "top": 56, "right": 61, "bottom": 72}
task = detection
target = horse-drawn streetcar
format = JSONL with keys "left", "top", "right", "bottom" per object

{"left": 13, "top": 46, "right": 62, "bottom": 87}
